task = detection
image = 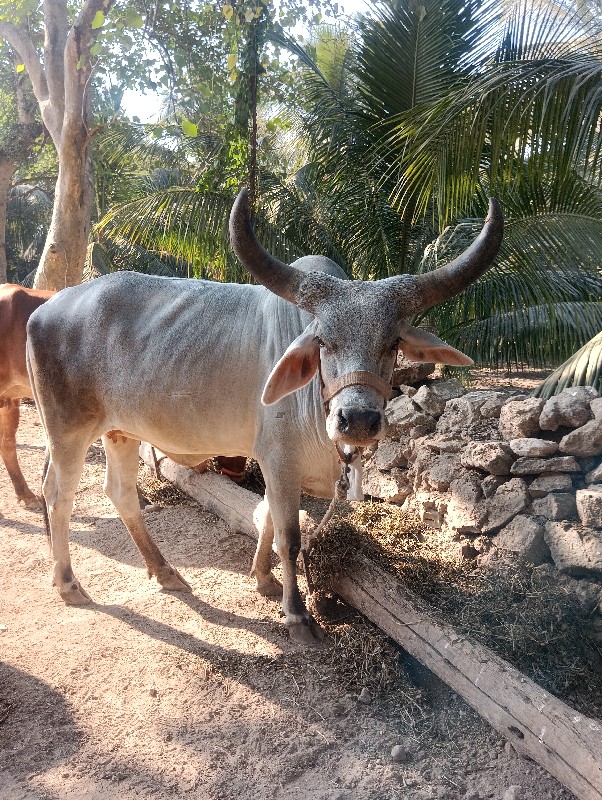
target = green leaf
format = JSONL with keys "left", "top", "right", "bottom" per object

{"left": 89, "top": 42, "right": 102, "bottom": 56}
{"left": 124, "top": 9, "right": 144, "bottom": 28}
{"left": 91, "top": 10, "right": 104, "bottom": 29}
{"left": 181, "top": 118, "right": 198, "bottom": 137}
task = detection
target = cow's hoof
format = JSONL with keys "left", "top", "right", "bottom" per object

{"left": 156, "top": 565, "right": 191, "bottom": 591}
{"left": 59, "top": 581, "right": 92, "bottom": 605}
{"left": 287, "top": 616, "right": 324, "bottom": 646}
{"left": 19, "top": 495, "right": 43, "bottom": 511}
{"left": 256, "top": 575, "right": 283, "bottom": 598}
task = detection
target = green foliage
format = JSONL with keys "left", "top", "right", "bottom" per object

{"left": 533, "top": 332, "right": 602, "bottom": 398}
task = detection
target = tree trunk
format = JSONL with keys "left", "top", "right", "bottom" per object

{"left": 0, "top": 0, "right": 113, "bottom": 292}
{"left": 34, "top": 125, "right": 93, "bottom": 289}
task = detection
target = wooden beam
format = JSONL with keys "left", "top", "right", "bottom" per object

{"left": 138, "top": 446, "right": 602, "bottom": 800}
{"left": 331, "top": 564, "right": 602, "bottom": 800}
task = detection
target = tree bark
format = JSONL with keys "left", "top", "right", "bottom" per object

{"left": 0, "top": 0, "right": 113, "bottom": 290}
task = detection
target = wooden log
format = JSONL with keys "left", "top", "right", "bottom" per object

{"left": 332, "top": 564, "right": 602, "bottom": 800}
{"left": 138, "top": 446, "right": 602, "bottom": 800}
{"left": 139, "top": 442, "right": 261, "bottom": 539}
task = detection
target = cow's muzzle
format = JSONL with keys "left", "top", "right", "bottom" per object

{"left": 322, "top": 372, "right": 391, "bottom": 445}
{"left": 335, "top": 407, "right": 382, "bottom": 442}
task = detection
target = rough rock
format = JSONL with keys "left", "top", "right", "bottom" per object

{"left": 544, "top": 521, "right": 602, "bottom": 575}
{"left": 539, "top": 386, "right": 598, "bottom": 431}
{"left": 530, "top": 492, "right": 578, "bottom": 521}
{"left": 386, "top": 395, "right": 436, "bottom": 438}
{"left": 413, "top": 385, "right": 447, "bottom": 418}
{"left": 480, "top": 394, "right": 508, "bottom": 419}
{"left": 576, "top": 486, "right": 602, "bottom": 528}
{"left": 482, "top": 477, "right": 529, "bottom": 533}
{"left": 495, "top": 515, "right": 550, "bottom": 564}
{"left": 391, "top": 353, "right": 435, "bottom": 387}
{"left": 498, "top": 398, "right": 545, "bottom": 440}
{"left": 528, "top": 473, "right": 573, "bottom": 498}
{"left": 363, "top": 466, "right": 412, "bottom": 503}
{"left": 510, "top": 456, "right": 581, "bottom": 476}
{"left": 558, "top": 419, "right": 602, "bottom": 457}
{"left": 426, "top": 378, "right": 465, "bottom": 401}
{"left": 436, "top": 394, "right": 496, "bottom": 436}
{"left": 409, "top": 492, "right": 448, "bottom": 530}
{"left": 424, "top": 455, "right": 462, "bottom": 492}
{"left": 423, "top": 434, "right": 464, "bottom": 453}
{"left": 591, "top": 397, "right": 602, "bottom": 420}
{"left": 460, "top": 441, "right": 514, "bottom": 475}
{"left": 585, "top": 461, "right": 602, "bottom": 485}
{"left": 447, "top": 471, "right": 486, "bottom": 533}
{"left": 508, "top": 438, "right": 558, "bottom": 458}
{"left": 373, "top": 441, "right": 408, "bottom": 471}
{"left": 482, "top": 475, "right": 508, "bottom": 498}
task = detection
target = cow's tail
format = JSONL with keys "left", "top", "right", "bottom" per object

{"left": 41, "top": 450, "right": 51, "bottom": 543}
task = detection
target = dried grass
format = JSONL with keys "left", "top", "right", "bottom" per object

{"left": 310, "top": 501, "right": 602, "bottom": 719}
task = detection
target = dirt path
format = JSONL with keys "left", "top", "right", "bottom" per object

{"left": 0, "top": 405, "right": 575, "bottom": 800}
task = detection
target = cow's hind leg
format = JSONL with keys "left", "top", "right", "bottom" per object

{"left": 0, "top": 399, "right": 42, "bottom": 510}
{"left": 43, "top": 435, "right": 94, "bottom": 605}
{"left": 102, "top": 435, "right": 190, "bottom": 592}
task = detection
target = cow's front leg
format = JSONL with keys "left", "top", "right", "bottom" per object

{"left": 103, "top": 435, "right": 190, "bottom": 592}
{"left": 262, "top": 475, "right": 323, "bottom": 645}
{"left": 251, "top": 498, "right": 282, "bottom": 597}
{"left": 0, "top": 399, "right": 42, "bottom": 510}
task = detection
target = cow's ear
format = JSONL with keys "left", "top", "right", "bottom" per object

{"left": 397, "top": 322, "right": 473, "bottom": 366}
{"left": 262, "top": 324, "right": 320, "bottom": 405}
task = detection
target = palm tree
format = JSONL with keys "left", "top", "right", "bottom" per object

{"left": 96, "top": 0, "right": 602, "bottom": 390}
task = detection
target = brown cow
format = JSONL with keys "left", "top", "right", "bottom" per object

{"left": 0, "top": 284, "right": 54, "bottom": 509}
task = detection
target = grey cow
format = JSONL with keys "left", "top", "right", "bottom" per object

{"left": 26, "top": 190, "right": 502, "bottom": 644}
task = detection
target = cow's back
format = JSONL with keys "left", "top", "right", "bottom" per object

{"left": 26, "top": 272, "right": 308, "bottom": 458}
{"left": 0, "top": 284, "right": 53, "bottom": 399}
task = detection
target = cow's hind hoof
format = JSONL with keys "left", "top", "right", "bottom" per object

{"left": 20, "top": 495, "right": 43, "bottom": 511}
{"left": 59, "top": 581, "right": 92, "bottom": 605}
{"left": 256, "top": 575, "right": 283, "bottom": 598}
{"left": 287, "top": 616, "right": 324, "bottom": 646}
{"left": 156, "top": 565, "right": 191, "bottom": 591}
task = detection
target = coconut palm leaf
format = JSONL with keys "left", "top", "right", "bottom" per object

{"left": 386, "top": 0, "right": 602, "bottom": 224}
{"left": 533, "top": 331, "right": 602, "bottom": 398}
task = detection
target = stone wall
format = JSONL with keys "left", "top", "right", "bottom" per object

{"left": 363, "top": 381, "right": 602, "bottom": 581}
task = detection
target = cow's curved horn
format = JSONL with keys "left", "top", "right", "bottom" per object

{"left": 415, "top": 198, "right": 504, "bottom": 310}
{"left": 229, "top": 188, "right": 304, "bottom": 303}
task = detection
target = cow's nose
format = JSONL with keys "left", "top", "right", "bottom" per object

{"left": 337, "top": 407, "right": 382, "bottom": 438}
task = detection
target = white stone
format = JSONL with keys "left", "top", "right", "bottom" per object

{"left": 495, "top": 515, "right": 549, "bottom": 564}
{"left": 539, "top": 386, "right": 598, "bottom": 431}
{"left": 558, "top": 418, "right": 602, "bottom": 457}
{"left": 576, "top": 486, "right": 602, "bottom": 528}
{"left": 498, "top": 398, "right": 545, "bottom": 440}
{"left": 460, "top": 441, "right": 514, "bottom": 475}
{"left": 413, "top": 385, "right": 447, "bottom": 418}
{"left": 508, "top": 438, "right": 558, "bottom": 458}
{"left": 544, "top": 521, "right": 602, "bottom": 575}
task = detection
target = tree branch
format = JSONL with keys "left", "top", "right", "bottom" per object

{"left": 0, "top": 22, "right": 48, "bottom": 104}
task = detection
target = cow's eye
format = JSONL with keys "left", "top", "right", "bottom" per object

{"left": 391, "top": 338, "right": 401, "bottom": 352}
{"left": 315, "top": 337, "right": 326, "bottom": 348}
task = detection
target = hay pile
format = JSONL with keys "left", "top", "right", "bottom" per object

{"left": 310, "top": 501, "right": 602, "bottom": 719}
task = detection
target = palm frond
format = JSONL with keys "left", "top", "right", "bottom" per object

{"left": 533, "top": 331, "right": 602, "bottom": 397}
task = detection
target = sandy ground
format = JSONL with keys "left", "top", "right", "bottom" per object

{"left": 0, "top": 404, "right": 576, "bottom": 800}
